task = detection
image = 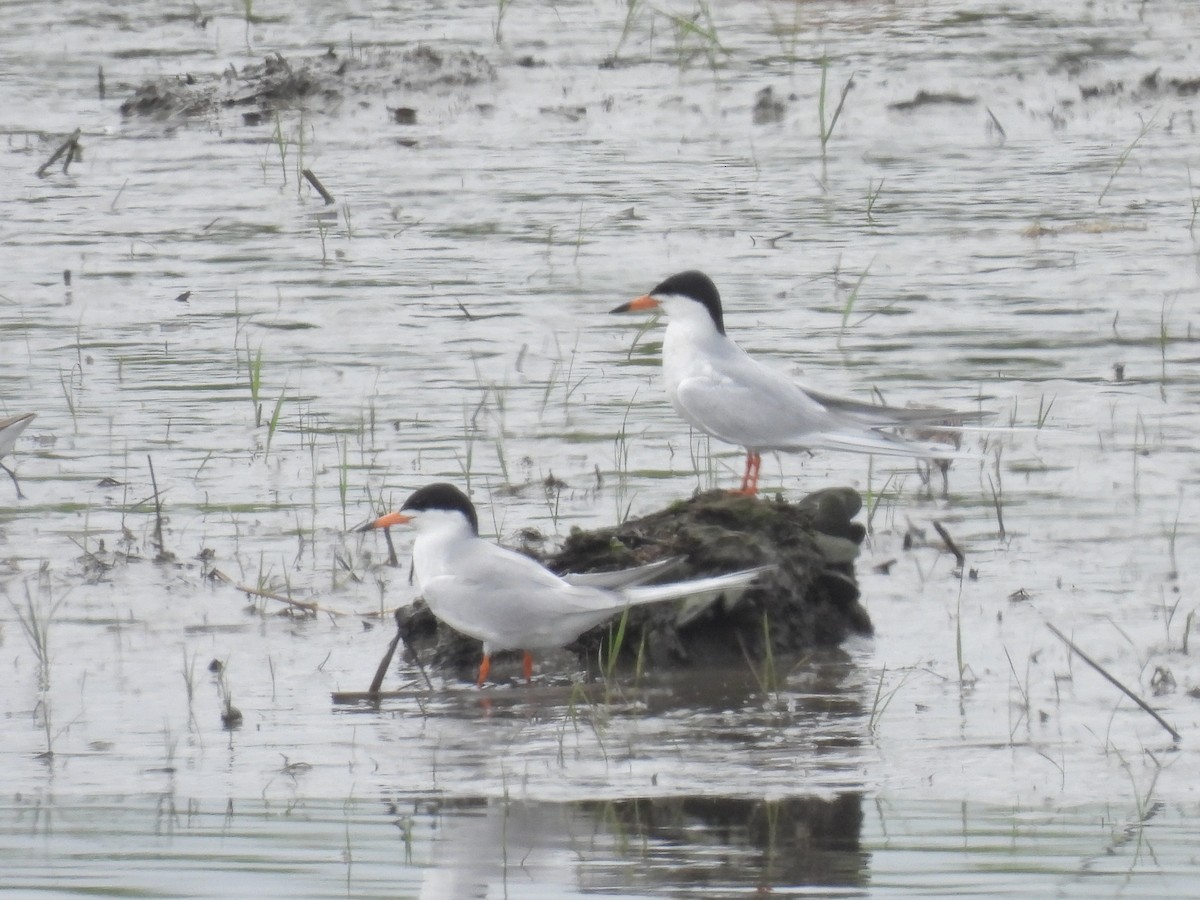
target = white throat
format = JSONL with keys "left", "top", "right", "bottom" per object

{"left": 410, "top": 510, "right": 477, "bottom": 587}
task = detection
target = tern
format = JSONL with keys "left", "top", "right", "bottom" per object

{"left": 359, "top": 482, "right": 769, "bottom": 685}
{"left": 611, "top": 270, "right": 980, "bottom": 495}
{"left": 0, "top": 413, "right": 35, "bottom": 498}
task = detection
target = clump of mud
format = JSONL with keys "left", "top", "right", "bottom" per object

{"left": 395, "top": 488, "right": 871, "bottom": 682}
{"left": 120, "top": 46, "right": 494, "bottom": 120}
{"left": 1079, "top": 69, "right": 1200, "bottom": 101}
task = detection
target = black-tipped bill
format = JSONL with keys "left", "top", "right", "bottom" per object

{"left": 610, "top": 294, "right": 661, "bottom": 315}
{"left": 356, "top": 511, "right": 413, "bottom": 532}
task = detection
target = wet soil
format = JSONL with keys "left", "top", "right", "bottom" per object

{"left": 119, "top": 47, "right": 494, "bottom": 121}
{"left": 395, "top": 487, "right": 871, "bottom": 682}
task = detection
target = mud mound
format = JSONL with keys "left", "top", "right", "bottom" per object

{"left": 120, "top": 46, "right": 494, "bottom": 120}
{"left": 395, "top": 488, "right": 871, "bottom": 682}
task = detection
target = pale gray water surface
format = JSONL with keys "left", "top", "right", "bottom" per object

{"left": 2, "top": 0, "right": 1200, "bottom": 895}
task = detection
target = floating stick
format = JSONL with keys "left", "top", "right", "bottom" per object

{"left": 1046, "top": 622, "right": 1181, "bottom": 742}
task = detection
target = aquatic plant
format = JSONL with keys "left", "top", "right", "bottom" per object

{"left": 493, "top": 0, "right": 514, "bottom": 44}
{"left": 612, "top": 390, "right": 639, "bottom": 523}
{"left": 603, "top": 605, "right": 630, "bottom": 683}
{"left": 270, "top": 113, "right": 289, "bottom": 184}
{"left": 863, "top": 462, "right": 899, "bottom": 537}
{"left": 1003, "top": 644, "right": 1031, "bottom": 740}
{"left": 1187, "top": 164, "right": 1200, "bottom": 231}
{"left": 867, "top": 664, "right": 911, "bottom": 733}
{"left": 836, "top": 257, "right": 874, "bottom": 347}
{"left": 247, "top": 339, "right": 265, "bottom": 427}
{"left": 817, "top": 56, "right": 854, "bottom": 157}
{"left": 181, "top": 648, "right": 201, "bottom": 735}
{"left": 264, "top": 387, "right": 286, "bottom": 457}
{"left": 662, "top": 2, "right": 727, "bottom": 73}
{"left": 865, "top": 178, "right": 885, "bottom": 224}
{"left": 1098, "top": 113, "right": 1156, "bottom": 205}
{"left": 316, "top": 216, "right": 329, "bottom": 264}
{"left": 8, "top": 579, "right": 66, "bottom": 693}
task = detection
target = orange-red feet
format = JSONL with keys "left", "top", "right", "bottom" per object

{"left": 522, "top": 650, "right": 534, "bottom": 683}
{"left": 476, "top": 654, "right": 492, "bottom": 687}
{"left": 732, "top": 451, "right": 761, "bottom": 496}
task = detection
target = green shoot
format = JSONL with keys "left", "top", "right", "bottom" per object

{"left": 866, "top": 178, "right": 885, "bottom": 223}
{"left": 604, "top": 606, "right": 630, "bottom": 682}
{"left": 265, "top": 388, "right": 286, "bottom": 456}
{"left": 247, "top": 338, "right": 264, "bottom": 427}
{"left": 1098, "top": 112, "right": 1157, "bottom": 205}
{"left": 818, "top": 56, "right": 855, "bottom": 155}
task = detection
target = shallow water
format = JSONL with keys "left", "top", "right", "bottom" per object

{"left": 2, "top": 0, "right": 1199, "bottom": 895}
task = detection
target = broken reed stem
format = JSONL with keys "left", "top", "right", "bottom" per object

{"left": 208, "top": 567, "right": 353, "bottom": 616}
{"left": 368, "top": 628, "right": 402, "bottom": 694}
{"left": 238, "top": 582, "right": 355, "bottom": 616}
{"left": 383, "top": 528, "right": 399, "bottom": 568}
{"left": 932, "top": 520, "right": 965, "bottom": 568}
{"left": 302, "top": 168, "right": 335, "bottom": 204}
{"left": 367, "top": 612, "right": 434, "bottom": 694}
{"left": 1045, "top": 621, "right": 1181, "bottom": 742}
{"left": 37, "top": 128, "right": 83, "bottom": 177}
{"left": 147, "top": 454, "right": 165, "bottom": 554}
{"left": 987, "top": 472, "right": 1006, "bottom": 539}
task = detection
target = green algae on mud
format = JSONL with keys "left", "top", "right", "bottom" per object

{"left": 390, "top": 487, "right": 872, "bottom": 684}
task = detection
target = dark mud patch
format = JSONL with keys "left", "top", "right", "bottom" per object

{"left": 394, "top": 488, "right": 871, "bottom": 684}
{"left": 1078, "top": 69, "right": 1200, "bottom": 101}
{"left": 888, "top": 90, "right": 977, "bottom": 112}
{"left": 119, "top": 46, "right": 495, "bottom": 121}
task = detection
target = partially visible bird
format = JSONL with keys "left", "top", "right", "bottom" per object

{"left": 359, "top": 482, "right": 769, "bottom": 685}
{"left": 0, "top": 413, "right": 35, "bottom": 498}
{"left": 611, "top": 270, "right": 982, "bottom": 494}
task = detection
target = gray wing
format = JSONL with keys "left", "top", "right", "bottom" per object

{"left": 673, "top": 350, "right": 836, "bottom": 450}
{"left": 562, "top": 557, "right": 686, "bottom": 589}
{"left": 425, "top": 541, "right": 631, "bottom": 651}
{"left": 802, "top": 388, "right": 991, "bottom": 427}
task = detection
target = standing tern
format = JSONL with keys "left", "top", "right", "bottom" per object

{"left": 359, "top": 482, "right": 769, "bottom": 685}
{"left": 611, "top": 270, "right": 980, "bottom": 495}
{"left": 0, "top": 413, "right": 35, "bottom": 498}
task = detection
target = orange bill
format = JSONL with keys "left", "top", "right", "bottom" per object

{"left": 357, "top": 511, "right": 413, "bottom": 531}
{"left": 609, "top": 294, "right": 661, "bottom": 314}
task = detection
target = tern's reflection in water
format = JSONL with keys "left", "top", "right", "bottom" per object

{"left": 397, "top": 792, "right": 866, "bottom": 897}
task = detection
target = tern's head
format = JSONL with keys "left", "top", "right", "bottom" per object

{"left": 610, "top": 270, "right": 725, "bottom": 336}
{"left": 358, "top": 482, "right": 480, "bottom": 535}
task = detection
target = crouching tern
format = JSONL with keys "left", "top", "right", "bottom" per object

{"left": 359, "top": 482, "right": 769, "bottom": 685}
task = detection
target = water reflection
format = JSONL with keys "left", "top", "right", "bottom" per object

{"left": 387, "top": 792, "right": 867, "bottom": 897}
{"left": 580, "top": 794, "right": 868, "bottom": 894}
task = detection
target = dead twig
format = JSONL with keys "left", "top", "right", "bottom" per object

{"left": 1046, "top": 622, "right": 1181, "bottom": 742}
{"left": 367, "top": 613, "right": 433, "bottom": 694}
{"left": 301, "top": 168, "right": 335, "bottom": 204}
{"left": 368, "top": 629, "right": 402, "bottom": 694}
{"left": 208, "top": 567, "right": 354, "bottom": 617}
{"left": 932, "top": 520, "right": 965, "bottom": 568}
{"left": 37, "top": 128, "right": 83, "bottom": 177}
{"left": 147, "top": 454, "right": 168, "bottom": 558}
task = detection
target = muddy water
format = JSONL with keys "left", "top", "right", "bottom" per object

{"left": 2, "top": 0, "right": 1199, "bottom": 895}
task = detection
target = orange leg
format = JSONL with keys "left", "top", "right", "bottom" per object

{"left": 522, "top": 651, "right": 534, "bottom": 683}
{"left": 734, "top": 451, "right": 761, "bottom": 496}
{"left": 476, "top": 654, "right": 492, "bottom": 687}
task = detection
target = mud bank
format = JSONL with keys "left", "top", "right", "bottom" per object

{"left": 392, "top": 488, "right": 872, "bottom": 683}
{"left": 119, "top": 46, "right": 494, "bottom": 121}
